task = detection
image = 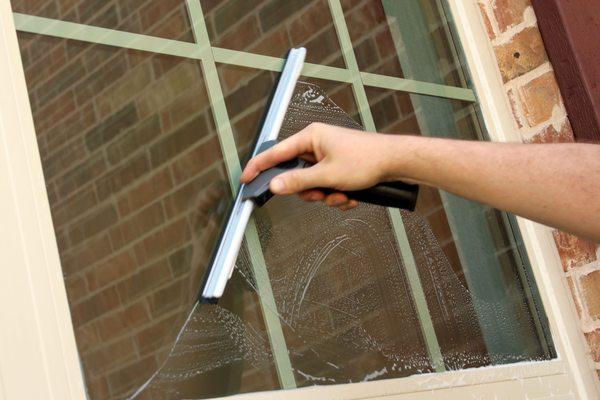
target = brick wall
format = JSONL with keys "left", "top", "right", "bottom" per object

{"left": 478, "top": 0, "right": 600, "bottom": 380}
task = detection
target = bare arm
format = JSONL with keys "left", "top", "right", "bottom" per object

{"left": 241, "top": 123, "right": 600, "bottom": 242}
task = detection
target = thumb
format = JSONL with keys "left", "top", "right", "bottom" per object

{"left": 270, "top": 164, "right": 330, "bottom": 195}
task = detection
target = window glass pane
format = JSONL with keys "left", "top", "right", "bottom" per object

{"left": 340, "top": 0, "right": 467, "bottom": 88}
{"left": 365, "top": 86, "right": 555, "bottom": 367}
{"left": 10, "top": 0, "right": 194, "bottom": 42}
{"left": 202, "top": 0, "right": 346, "bottom": 67}
{"left": 216, "top": 64, "right": 360, "bottom": 162}
{"left": 15, "top": 33, "right": 280, "bottom": 399}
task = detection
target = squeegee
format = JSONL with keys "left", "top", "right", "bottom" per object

{"left": 198, "top": 48, "right": 419, "bottom": 303}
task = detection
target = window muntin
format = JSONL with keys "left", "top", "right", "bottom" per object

{"left": 11, "top": 0, "right": 554, "bottom": 399}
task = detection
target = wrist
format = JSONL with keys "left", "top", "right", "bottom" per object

{"left": 378, "top": 134, "right": 422, "bottom": 184}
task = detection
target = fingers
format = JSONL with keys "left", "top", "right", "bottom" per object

{"left": 324, "top": 192, "right": 348, "bottom": 207}
{"left": 299, "top": 189, "right": 326, "bottom": 202}
{"left": 240, "top": 128, "right": 315, "bottom": 183}
{"left": 298, "top": 190, "right": 360, "bottom": 211}
{"left": 338, "top": 199, "right": 359, "bottom": 211}
{"left": 270, "top": 163, "right": 330, "bottom": 194}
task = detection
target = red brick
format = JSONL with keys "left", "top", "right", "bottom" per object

{"left": 216, "top": 15, "right": 261, "bottom": 52}
{"left": 258, "top": 0, "right": 308, "bottom": 33}
{"left": 492, "top": 0, "right": 530, "bottom": 33}
{"left": 85, "top": 376, "right": 110, "bottom": 400}
{"left": 68, "top": 203, "right": 119, "bottom": 246}
{"left": 43, "top": 135, "right": 87, "bottom": 182}
{"left": 117, "top": 259, "right": 172, "bottom": 305}
{"left": 374, "top": 28, "right": 397, "bottom": 59}
{"left": 224, "top": 70, "right": 274, "bottom": 119}
{"left": 44, "top": 103, "right": 96, "bottom": 158}
{"left": 35, "top": 90, "right": 77, "bottom": 132}
{"left": 51, "top": 187, "right": 98, "bottom": 228}
{"left": 139, "top": 0, "right": 180, "bottom": 31}
{"left": 74, "top": 323, "right": 100, "bottom": 353}
{"left": 117, "top": 167, "right": 173, "bottom": 216}
{"left": 85, "top": 250, "right": 138, "bottom": 292}
{"left": 65, "top": 274, "right": 88, "bottom": 303}
{"left": 553, "top": 231, "right": 597, "bottom": 271}
{"left": 74, "top": 53, "right": 128, "bottom": 106}
{"left": 71, "top": 286, "right": 120, "bottom": 326}
{"left": 526, "top": 120, "right": 575, "bottom": 143}
{"left": 494, "top": 27, "right": 547, "bottom": 82}
{"left": 61, "top": 233, "right": 113, "bottom": 276}
{"left": 133, "top": 218, "right": 191, "bottom": 265}
{"left": 150, "top": 7, "right": 194, "bottom": 42}
{"left": 96, "top": 153, "right": 150, "bottom": 200}
{"left": 585, "top": 329, "right": 600, "bottom": 362}
{"left": 170, "top": 135, "right": 222, "bottom": 184}
{"left": 95, "top": 301, "right": 150, "bottom": 341}
{"left": 289, "top": 0, "right": 332, "bottom": 44}
{"left": 34, "top": 59, "right": 86, "bottom": 105}
{"left": 56, "top": 153, "right": 107, "bottom": 200}
{"left": 159, "top": 81, "right": 211, "bottom": 132}
{"left": 106, "top": 356, "right": 158, "bottom": 396}
{"left": 168, "top": 245, "right": 193, "bottom": 277}
{"left": 304, "top": 26, "right": 344, "bottom": 67}
{"left": 109, "top": 119, "right": 161, "bottom": 166}
{"left": 83, "top": 337, "right": 137, "bottom": 376}
{"left": 163, "top": 168, "right": 227, "bottom": 219}
{"left": 343, "top": 0, "right": 385, "bottom": 41}
{"left": 147, "top": 278, "right": 186, "bottom": 319}
{"left": 109, "top": 202, "right": 165, "bottom": 250}
{"left": 581, "top": 270, "right": 600, "bottom": 320}
{"left": 518, "top": 72, "right": 561, "bottom": 127}
{"left": 135, "top": 314, "right": 179, "bottom": 354}
{"left": 24, "top": 42, "right": 67, "bottom": 88}
{"left": 250, "top": 24, "right": 291, "bottom": 59}
{"left": 149, "top": 114, "right": 208, "bottom": 168}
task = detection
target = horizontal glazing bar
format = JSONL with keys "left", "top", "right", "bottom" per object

{"left": 13, "top": 13, "right": 205, "bottom": 59}
{"left": 13, "top": 12, "right": 475, "bottom": 102}
{"left": 361, "top": 71, "right": 476, "bottom": 102}
{"left": 212, "top": 47, "right": 354, "bottom": 83}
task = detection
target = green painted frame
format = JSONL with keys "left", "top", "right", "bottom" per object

{"left": 11, "top": 0, "right": 480, "bottom": 389}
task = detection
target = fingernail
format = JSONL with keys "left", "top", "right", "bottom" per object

{"left": 270, "top": 178, "right": 285, "bottom": 193}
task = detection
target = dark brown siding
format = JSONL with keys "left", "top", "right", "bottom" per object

{"left": 531, "top": 0, "right": 600, "bottom": 142}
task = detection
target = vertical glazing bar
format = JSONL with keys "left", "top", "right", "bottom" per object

{"left": 327, "top": 0, "right": 446, "bottom": 372}
{"left": 186, "top": 0, "right": 297, "bottom": 389}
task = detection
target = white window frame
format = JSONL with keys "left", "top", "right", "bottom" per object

{"left": 0, "top": 0, "right": 598, "bottom": 398}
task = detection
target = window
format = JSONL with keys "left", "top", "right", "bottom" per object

{"left": 6, "top": 0, "right": 568, "bottom": 399}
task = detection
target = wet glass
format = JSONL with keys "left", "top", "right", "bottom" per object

{"left": 340, "top": 0, "right": 467, "bottom": 87}
{"left": 364, "top": 86, "right": 555, "bottom": 367}
{"left": 15, "top": 33, "right": 279, "bottom": 399}
{"left": 10, "top": 0, "right": 194, "bottom": 42}
{"left": 201, "top": 0, "right": 346, "bottom": 67}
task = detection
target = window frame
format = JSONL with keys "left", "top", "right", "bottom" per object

{"left": 0, "top": 0, "right": 597, "bottom": 398}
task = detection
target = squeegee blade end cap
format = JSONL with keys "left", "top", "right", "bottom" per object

{"left": 199, "top": 296, "right": 219, "bottom": 305}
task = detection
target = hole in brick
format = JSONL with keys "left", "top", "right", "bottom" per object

{"left": 514, "top": 52, "right": 521, "bottom": 59}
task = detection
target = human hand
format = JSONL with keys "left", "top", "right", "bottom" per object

{"left": 240, "top": 123, "right": 401, "bottom": 210}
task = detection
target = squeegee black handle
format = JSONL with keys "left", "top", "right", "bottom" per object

{"left": 321, "top": 181, "right": 419, "bottom": 211}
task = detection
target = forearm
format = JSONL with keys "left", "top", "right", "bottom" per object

{"left": 385, "top": 135, "right": 600, "bottom": 242}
